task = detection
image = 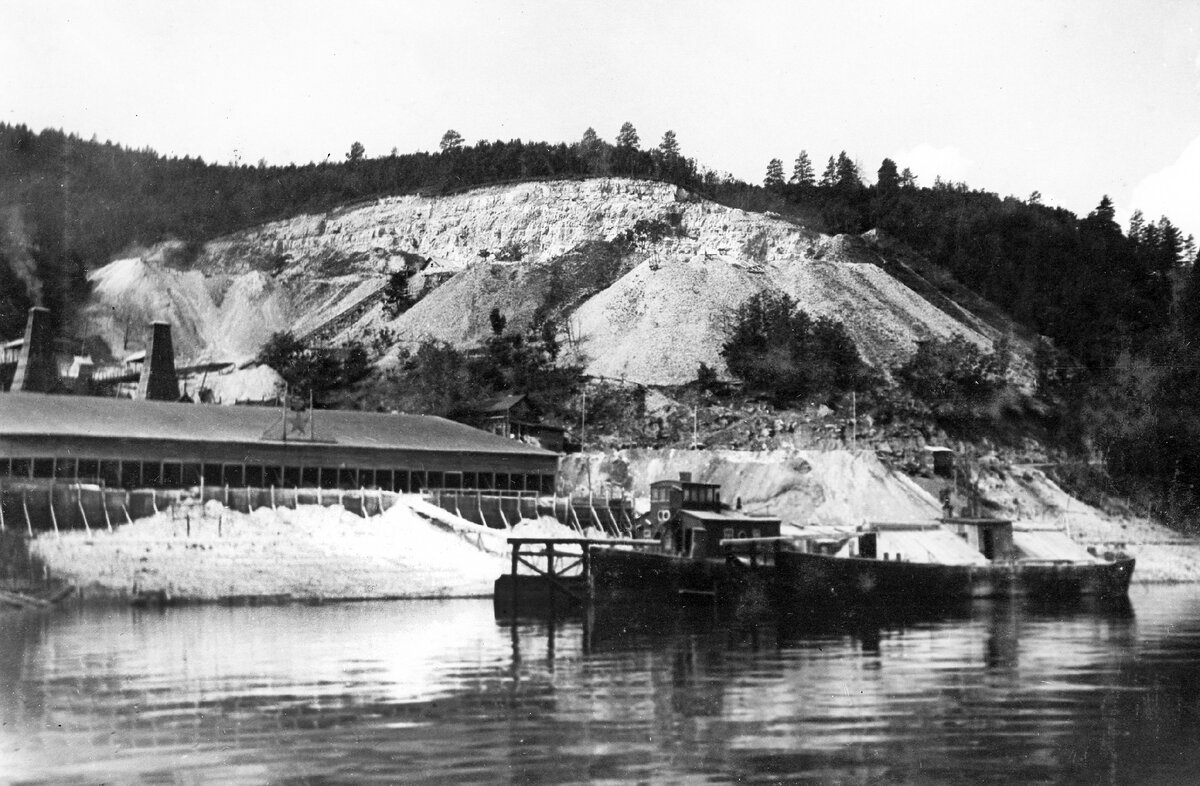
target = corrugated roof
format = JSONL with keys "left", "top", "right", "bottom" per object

{"left": 0, "top": 393, "right": 556, "bottom": 457}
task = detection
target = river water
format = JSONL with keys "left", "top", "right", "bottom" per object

{"left": 2, "top": 586, "right": 1199, "bottom": 785}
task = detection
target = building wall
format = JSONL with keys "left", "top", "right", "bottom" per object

{"left": 0, "top": 434, "right": 559, "bottom": 493}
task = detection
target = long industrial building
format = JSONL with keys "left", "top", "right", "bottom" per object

{"left": 0, "top": 393, "right": 560, "bottom": 494}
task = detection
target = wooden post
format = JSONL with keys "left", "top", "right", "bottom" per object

{"left": 77, "top": 487, "right": 90, "bottom": 534}
{"left": 103, "top": 491, "right": 113, "bottom": 532}
{"left": 0, "top": 479, "right": 6, "bottom": 532}
{"left": 510, "top": 541, "right": 520, "bottom": 618}
{"left": 23, "top": 491, "right": 32, "bottom": 536}
{"left": 48, "top": 485, "right": 59, "bottom": 536}
{"left": 546, "top": 540, "right": 556, "bottom": 611}
{"left": 582, "top": 540, "right": 592, "bottom": 599}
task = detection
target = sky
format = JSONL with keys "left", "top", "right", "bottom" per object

{"left": 4, "top": 0, "right": 1200, "bottom": 236}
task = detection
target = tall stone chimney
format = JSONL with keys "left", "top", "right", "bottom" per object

{"left": 137, "top": 321, "right": 180, "bottom": 401}
{"left": 11, "top": 307, "right": 59, "bottom": 393}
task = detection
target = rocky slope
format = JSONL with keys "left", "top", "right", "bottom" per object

{"left": 79, "top": 178, "right": 1009, "bottom": 383}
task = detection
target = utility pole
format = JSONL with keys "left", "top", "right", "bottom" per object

{"left": 851, "top": 391, "right": 857, "bottom": 450}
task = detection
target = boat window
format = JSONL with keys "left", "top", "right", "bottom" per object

{"left": 0, "top": 457, "right": 8, "bottom": 477}
{"left": 442, "top": 472, "right": 462, "bottom": 490}
{"left": 540, "top": 474, "right": 555, "bottom": 495}
{"left": 33, "top": 458, "right": 55, "bottom": 478}
{"left": 411, "top": 470, "right": 427, "bottom": 492}
{"left": 723, "top": 527, "right": 734, "bottom": 541}
{"left": 461, "top": 472, "right": 477, "bottom": 490}
{"left": 427, "top": 471, "right": 444, "bottom": 489}
{"left": 859, "top": 532, "right": 878, "bottom": 559}
{"left": 9, "top": 458, "right": 30, "bottom": 478}
{"left": 393, "top": 470, "right": 410, "bottom": 493}
{"left": 358, "top": 468, "right": 375, "bottom": 489}
{"left": 752, "top": 528, "right": 761, "bottom": 539}
{"left": 337, "top": 467, "right": 357, "bottom": 489}
{"left": 301, "top": 466, "right": 319, "bottom": 488}
{"left": 376, "top": 469, "right": 393, "bottom": 491}
{"left": 479, "top": 472, "right": 494, "bottom": 491}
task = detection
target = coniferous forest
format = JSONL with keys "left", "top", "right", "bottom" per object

{"left": 3, "top": 121, "right": 1200, "bottom": 526}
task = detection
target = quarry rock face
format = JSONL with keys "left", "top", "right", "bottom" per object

{"left": 80, "top": 178, "right": 1001, "bottom": 383}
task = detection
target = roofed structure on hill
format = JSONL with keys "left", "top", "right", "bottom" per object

{"left": 473, "top": 392, "right": 566, "bottom": 453}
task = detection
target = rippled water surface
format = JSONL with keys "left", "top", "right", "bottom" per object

{"left": 3, "top": 585, "right": 1200, "bottom": 784}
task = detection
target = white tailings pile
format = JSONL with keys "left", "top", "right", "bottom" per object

{"left": 78, "top": 179, "right": 1007, "bottom": 384}
{"left": 31, "top": 499, "right": 513, "bottom": 600}
{"left": 973, "top": 463, "right": 1200, "bottom": 583}
{"left": 561, "top": 448, "right": 943, "bottom": 531}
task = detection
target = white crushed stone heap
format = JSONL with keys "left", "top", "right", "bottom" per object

{"left": 78, "top": 178, "right": 1006, "bottom": 385}
{"left": 32, "top": 499, "right": 513, "bottom": 600}
{"left": 560, "top": 448, "right": 943, "bottom": 531}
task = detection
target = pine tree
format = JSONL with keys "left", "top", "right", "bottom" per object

{"left": 899, "top": 167, "right": 916, "bottom": 188}
{"left": 439, "top": 130, "right": 464, "bottom": 152}
{"left": 876, "top": 158, "right": 899, "bottom": 193}
{"left": 764, "top": 158, "right": 785, "bottom": 189}
{"left": 791, "top": 151, "right": 815, "bottom": 186}
{"left": 658, "top": 130, "right": 680, "bottom": 161}
{"left": 835, "top": 151, "right": 860, "bottom": 189}
{"left": 820, "top": 156, "right": 837, "bottom": 187}
{"left": 616, "top": 122, "right": 640, "bottom": 150}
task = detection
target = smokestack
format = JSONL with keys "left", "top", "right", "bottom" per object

{"left": 11, "top": 307, "right": 59, "bottom": 393}
{"left": 137, "top": 321, "right": 180, "bottom": 401}
{"left": 679, "top": 471, "right": 692, "bottom": 482}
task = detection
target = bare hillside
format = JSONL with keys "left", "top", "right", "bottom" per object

{"left": 78, "top": 178, "right": 1007, "bottom": 382}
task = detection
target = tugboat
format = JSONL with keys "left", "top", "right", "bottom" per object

{"left": 589, "top": 473, "right": 782, "bottom": 605}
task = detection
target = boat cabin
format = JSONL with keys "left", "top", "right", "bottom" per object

{"left": 943, "top": 517, "right": 1017, "bottom": 561}
{"left": 649, "top": 473, "right": 780, "bottom": 560}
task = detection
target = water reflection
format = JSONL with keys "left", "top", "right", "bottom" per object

{"left": 0, "top": 587, "right": 1197, "bottom": 784}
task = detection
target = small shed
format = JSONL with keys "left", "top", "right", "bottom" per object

{"left": 473, "top": 393, "right": 566, "bottom": 453}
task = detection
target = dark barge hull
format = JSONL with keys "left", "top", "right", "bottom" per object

{"left": 589, "top": 547, "right": 773, "bottom": 606}
{"left": 776, "top": 551, "right": 1136, "bottom": 605}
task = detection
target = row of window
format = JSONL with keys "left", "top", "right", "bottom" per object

{"left": 650, "top": 485, "right": 721, "bottom": 504}
{"left": 0, "top": 456, "right": 556, "bottom": 494}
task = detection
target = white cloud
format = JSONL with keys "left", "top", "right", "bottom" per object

{"left": 895, "top": 144, "right": 972, "bottom": 187}
{"left": 1130, "top": 135, "right": 1200, "bottom": 239}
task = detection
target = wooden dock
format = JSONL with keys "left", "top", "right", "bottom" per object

{"left": 493, "top": 537, "right": 654, "bottom": 618}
